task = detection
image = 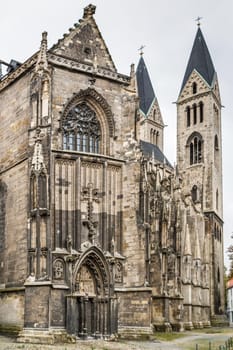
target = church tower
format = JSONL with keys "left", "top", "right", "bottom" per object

{"left": 177, "top": 24, "right": 224, "bottom": 317}
{"left": 136, "top": 55, "right": 164, "bottom": 151}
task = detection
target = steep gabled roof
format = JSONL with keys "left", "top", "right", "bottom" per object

{"left": 136, "top": 56, "right": 156, "bottom": 115}
{"left": 49, "top": 4, "right": 117, "bottom": 73}
{"left": 180, "top": 27, "right": 216, "bottom": 92}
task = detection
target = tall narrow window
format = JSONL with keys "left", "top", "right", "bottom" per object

{"left": 192, "top": 82, "right": 197, "bottom": 94}
{"left": 186, "top": 106, "right": 191, "bottom": 127}
{"left": 215, "top": 135, "right": 219, "bottom": 150}
{"left": 193, "top": 104, "right": 197, "bottom": 124}
{"left": 62, "top": 102, "right": 101, "bottom": 153}
{"left": 191, "top": 185, "right": 198, "bottom": 202}
{"left": 190, "top": 143, "right": 194, "bottom": 165}
{"left": 38, "top": 173, "right": 47, "bottom": 208}
{"left": 199, "top": 101, "right": 204, "bottom": 123}
{"left": 31, "top": 174, "right": 37, "bottom": 209}
{"left": 156, "top": 131, "right": 159, "bottom": 146}
{"left": 198, "top": 140, "right": 202, "bottom": 162}
{"left": 153, "top": 130, "right": 157, "bottom": 144}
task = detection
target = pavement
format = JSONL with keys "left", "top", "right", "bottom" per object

{"left": 0, "top": 329, "right": 233, "bottom": 350}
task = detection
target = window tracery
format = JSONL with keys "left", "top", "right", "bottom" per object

{"left": 187, "top": 132, "right": 203, "bottom": 165}
{"left": 62, "top": 102, "right": 101, "bottom": 153}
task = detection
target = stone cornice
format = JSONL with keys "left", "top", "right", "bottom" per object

{"left": 0, "top": 53, "right": 38, "bottom": 93}
{"left": 48, "top": 52, "right": 130, "bottom": 85}
{"left": 0, "top": 51, "right": 130, "bottom": 93}
{"left": 177, "top": 90, "right": 221, "bottom": 107}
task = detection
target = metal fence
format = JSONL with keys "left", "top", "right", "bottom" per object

{"left": 194, "top": 337, "right": 233, "bottom": 350}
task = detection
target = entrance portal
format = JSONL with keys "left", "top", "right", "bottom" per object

{"left": 66, "top": 247, "right": 118, "bottom": 338}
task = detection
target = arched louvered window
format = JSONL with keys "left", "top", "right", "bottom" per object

{"left": 62, "top": 102, "right": 101, "bottom": 153}
{"left": 187, "top": 132, "right": 203, "bottom": 165}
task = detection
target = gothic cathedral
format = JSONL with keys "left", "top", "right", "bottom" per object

{"left": 0, "top": 4, "right": 225, "bottom": 342}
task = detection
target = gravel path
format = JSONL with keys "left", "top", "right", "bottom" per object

{"left": 0, "top": 329, "right": 232, "bottom": 350}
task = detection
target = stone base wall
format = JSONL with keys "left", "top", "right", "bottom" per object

{"left": 0, "top": 288, "right": 25, "bottom": 333}
{"left": 152, "top": 296, "right": 184, "bottom": 331}
{"left": 24, "top": 283, "right": 51, "bottom": 329}
{"left": 116, "top": 288, "right": 152, "bottom": 330}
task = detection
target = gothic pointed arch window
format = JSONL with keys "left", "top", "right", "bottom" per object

{"left": 62, "top": 102, "right": 101, "bottom": 154}
{"left": 187, "top": 132, "right": 203, "bottom": 165}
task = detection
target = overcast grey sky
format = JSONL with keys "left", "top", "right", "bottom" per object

{"left": 1, "top": 0, "right": 233, "bottom": 268}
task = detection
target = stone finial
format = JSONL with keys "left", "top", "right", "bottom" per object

{"left": 36, "top": 31, "right": 48, "bottom": 73}
{"left": 83, "top": 4, "right": 96, "bottom": 19}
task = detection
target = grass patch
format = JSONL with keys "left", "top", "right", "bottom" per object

{"left": 153, "top": 332, "right": 187, "bottom": 341}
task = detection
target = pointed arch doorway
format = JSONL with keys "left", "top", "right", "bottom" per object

{"left": 66, "top": 247, "right": 118, "bottom": 338}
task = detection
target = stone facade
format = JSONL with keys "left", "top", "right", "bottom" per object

{"left": 0, "top": 4, "right": 225, "bottom": 343}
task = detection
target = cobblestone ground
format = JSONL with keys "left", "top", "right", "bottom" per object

{"left": 0, "top": 329, "right": 233, "bottom": 350}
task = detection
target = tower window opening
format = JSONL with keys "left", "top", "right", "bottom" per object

{"left": 187, "top": 132, "right": 203, "bottom": 165}
{"left": 215, "top": 135, "right": 219, "bottom": 150}
{"left": 156, "top": 131, "right": 159, "bottom": 146}
{"left": 216, "top": 189, "right": 219, "bottom": 210}
{"left": 150, "top": 129, "right": 153, "bottom": 143}
{"left": 193, "top": 104, "right": 197, "bottom": 124}
{"left": 190, "top": 142, "right": 194, "bottom": 165}
{"left": 192, "top": 82, "right": 197, "bottom": 94}
{"left": 186, "top": 106, "right": 191, "bottom": 127}
{"left": 153, "top": 109, "right": 156, "bottom": 120}
{"left": 153, "top": 130, "right": 156, "bottom": 144}
{"left": 199, "top": 101, "right": 204, "bottom": 123}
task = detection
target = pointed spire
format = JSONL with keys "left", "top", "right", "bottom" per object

{"left": 180, "top": 27, "right": 216, "bottom": 92}
{"left": 36, "top": 31, "right": 48, "bottom": 74}
{"left": 136, "top": 56, "right": 156, "bottom": 116}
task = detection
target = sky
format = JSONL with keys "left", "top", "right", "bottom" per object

{"left": 1, "top": 0, "right": 233, "bottom": 269}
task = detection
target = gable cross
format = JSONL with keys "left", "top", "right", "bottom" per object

{"left": 195, "top": 16, "right": 203, "bottom": 27}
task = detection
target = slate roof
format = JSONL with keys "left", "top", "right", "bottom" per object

{"left": 140, "top": 140, "right": 173, "bottom": 168}
{"left": 136, "top": 56, "right": 155, "bottom": 116}
{"left": 180, "top": 27, "right": 216, "bottom": 92}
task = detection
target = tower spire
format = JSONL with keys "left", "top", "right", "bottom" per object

{"left": 180, "top": 26, "right": 215, "bottom": 92}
